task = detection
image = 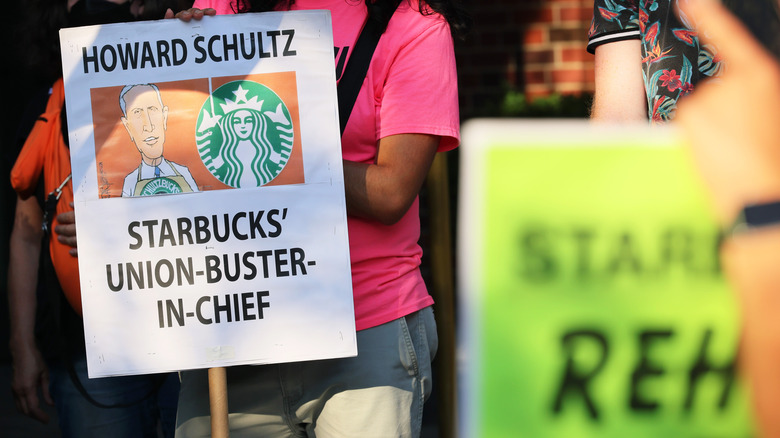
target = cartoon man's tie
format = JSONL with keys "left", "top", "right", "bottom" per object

{"left": 154, "top": 166, "right": 160, "bottom": 178}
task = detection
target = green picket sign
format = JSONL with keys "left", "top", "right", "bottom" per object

{"left": 458, "top": 120, "right": 755, "bottom": 438}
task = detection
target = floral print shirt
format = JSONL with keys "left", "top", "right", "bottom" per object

{"left": 588, "top": 0, "right": 723, "bottom": 123}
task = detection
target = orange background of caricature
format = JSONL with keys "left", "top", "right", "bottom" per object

{"left": 91, "top": 72, "right": 304, "bottom": 199}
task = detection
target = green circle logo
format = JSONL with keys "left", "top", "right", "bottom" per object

{"left": 196, "top": 80, "right": 294, "bottom": 188}
{"left": 139, "top": 177, "right": 183, "bottom": 196}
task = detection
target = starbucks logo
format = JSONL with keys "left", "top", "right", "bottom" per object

{"left": 196, "top": 80, "right": 294, "bottom": 188}
{"left": 139, "top": 177, "right": 183, "bottom": 196}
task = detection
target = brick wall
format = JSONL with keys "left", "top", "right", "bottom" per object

{"left": 456, "top": 0, "right": 595, "bottom": 119}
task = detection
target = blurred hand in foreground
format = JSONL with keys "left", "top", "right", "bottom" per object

{"left": 678, "top": 2, "right": 780, "bottom": 437}
{"left": 677, "top": 0, "right": 780, "bottom": 226}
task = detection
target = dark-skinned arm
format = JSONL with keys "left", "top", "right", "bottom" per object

{"left": 343, "top": 133, "right": 439, "bottom": 225}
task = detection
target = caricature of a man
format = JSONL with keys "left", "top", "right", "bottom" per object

{"left": 120, "top": 83, "right": 198, "bottom": 197}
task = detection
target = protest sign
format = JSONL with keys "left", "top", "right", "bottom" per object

{"left": 457, "top": 120, "right": 755, "bottom": 437}
{"left": 59, "top": 11, "right": 356, "bottom": 378}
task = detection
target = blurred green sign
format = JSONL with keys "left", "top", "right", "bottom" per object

{"left": 457, "top": 120, "right": 754, "bottom": 438}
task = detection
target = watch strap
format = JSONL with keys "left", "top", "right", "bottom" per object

{"left": 728, "top": 200, "right": 780, "bottom": 235}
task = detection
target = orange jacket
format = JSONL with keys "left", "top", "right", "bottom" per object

{"left": 11, "top": 79, "right": 82, "bottom": 315}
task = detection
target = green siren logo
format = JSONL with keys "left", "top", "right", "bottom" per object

{"left": 196, "top": 80, "right": 294, "bottom": 188}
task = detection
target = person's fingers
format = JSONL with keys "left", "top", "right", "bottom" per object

{"left": 164, "top": 8, "right": 174, "bottom": 19}
{"left": 54, "top": 210, "right": 77, "bottom": 250}
{"left": 27, "top": 402, "right": 50, "bottom": 423}
{"left": 54, "top": 208, "right": 79, "bottom": 252}
{"left": 679, "top": 0, "right": 771, "bottom": 68}
{"left": 41, "top": 371, "right": 53, "bottom": 407}
{"left": 53, "top": 224, "right": 74, "bottom": 237}
{"left": 52, "top": 199, "right": 77, "bottom": 256}
{"left": 55, "top": 209, "right": 75, "bottom": 226}
{"left": 13, "top": 387, "right": 49, "bottom": 423}
{"left": 174, "top": 8, "right": 214, "bottom": 21}
{"left": 56, "top": 232, "right": 77, "bottom": 247}
{"left": 13, "top": 391, "right": 27, "bottom": 416}
{"left": 175, "top": 9, "right": 194, "bottom": 22}
{"left": 54, "top": 211, "right": 78, "bottom": 252}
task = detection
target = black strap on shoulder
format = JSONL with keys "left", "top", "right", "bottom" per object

{"left": 337, "top": 7, "right": 396, "bottom": 136}
{"left": 61, "top": 100, "right": 70, "bottom": 148}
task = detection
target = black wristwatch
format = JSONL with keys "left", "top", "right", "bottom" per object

{"left": 728, "top": 201, "right": 780, "bottom": 235}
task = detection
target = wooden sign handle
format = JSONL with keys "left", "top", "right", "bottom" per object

{"left": 208, "top": 367, "right": 230, "bottom": 438}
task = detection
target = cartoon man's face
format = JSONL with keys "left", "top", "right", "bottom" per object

{"left": 121, "top": 85, "right": 169, "bottom": 166}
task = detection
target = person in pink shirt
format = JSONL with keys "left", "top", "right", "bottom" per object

{"left": 164, "top": 1, "right": 469, "bottom": 436}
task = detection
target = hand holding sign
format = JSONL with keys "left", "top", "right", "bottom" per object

{"left": 164, "top": 7, "right": 216, "bottom": 21}
{"left": 54, "top": 206, "right": 78, "bottom": 257}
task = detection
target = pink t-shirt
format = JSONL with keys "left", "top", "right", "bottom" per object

{"left": 193, "top": 0, "right": 460, "bottom": 330}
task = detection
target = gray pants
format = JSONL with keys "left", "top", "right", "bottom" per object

{"left": 175, "top": 306, "right": 438, "bottom": 437}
